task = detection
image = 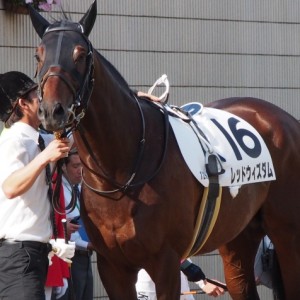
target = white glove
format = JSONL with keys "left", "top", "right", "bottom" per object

{"left": 196, "top": 279, "right": 206, "bottom": 290}
{"left": 49, "top": 238, "right": 75, "bottom": 263}
{"left": 54, "top": 278, "right": 68, "bottom": 299}
{"left": 48, "top": 251, "right": 54, "bottom": 266}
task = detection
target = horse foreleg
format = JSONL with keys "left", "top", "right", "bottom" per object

{"left": 145, "top": 249, "right": 181, "bottom": 300}
{"left": 96, "top": 253, "right": 138, "bottom": 300}
{"left": 218, "top": 228, "right": 262, "bottom": 300}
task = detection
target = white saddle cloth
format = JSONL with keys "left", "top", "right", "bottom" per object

{"left": 168, "top": 103, "right": 276, "bottom": 196}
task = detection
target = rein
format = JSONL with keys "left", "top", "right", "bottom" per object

{"left": 79, "top": 93, "right": 170, "bottom": 200}
{"left": 50, "top": 130, "right": 77, "bottom": 215}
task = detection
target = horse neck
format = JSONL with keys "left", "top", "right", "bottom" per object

{"left": 77, "top": 55, "right": 142, "bottom": 175}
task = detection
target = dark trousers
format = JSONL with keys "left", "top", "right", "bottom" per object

{"left": 70, "top": 252, "right": 93, "bottom": 300}
{"left": 0, "top": 240, "right": 49, "bottom": 300}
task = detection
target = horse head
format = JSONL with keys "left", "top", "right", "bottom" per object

{"left": 29, "top": 1, "right": 97, "bottom": 132}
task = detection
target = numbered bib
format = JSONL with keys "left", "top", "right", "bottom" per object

{"left": 169, "top": 104, "right": 276, "bottom": 188}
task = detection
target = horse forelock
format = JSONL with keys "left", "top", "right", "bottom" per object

{"left": 43, "top": 19, "right": 84, "bottom": 38}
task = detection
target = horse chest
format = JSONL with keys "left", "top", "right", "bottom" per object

{"left": 90, "top": 200, "right": 136, "bottom": 243}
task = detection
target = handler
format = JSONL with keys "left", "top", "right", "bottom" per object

{"left": 0, "top": 71, "right": 75, "bottom": 300}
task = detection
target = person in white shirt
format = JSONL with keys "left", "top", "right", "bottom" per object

{"left": 0, "top": 71, "right": 75, "bottom": 300}
{"left": 63, "top": 148, "right": 94, "bottom": 300}
{"left": 136, "top": 268, "right": 195, "bottom": 300}
{"left": 136, "top": 259, "right": 226, "bottom": 299}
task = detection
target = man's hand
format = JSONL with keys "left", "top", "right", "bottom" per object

{"left": 196, "top": 279, "right": 226, "bottom": 297}
{"left": 66, "top": 220, "right": 80, "bottom": 240}
{"left": 87, "top": 242, "right": 95, "bottom": 251}
{"left": 42, "top": 138, "right": 71, "bottom": 163}
{"left": 49, "top": 238, "right": 75, "bottom": 263}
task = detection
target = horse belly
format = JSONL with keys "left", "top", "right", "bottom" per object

{"left": 199, "top": 182, "right": 269, "bottom": 253}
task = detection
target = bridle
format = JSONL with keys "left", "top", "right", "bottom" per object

{"left": 37, "top": 21, "right": 95, "bottom": 131}
{"left": 36, "top": 22, "right": 95, "bottom": 214}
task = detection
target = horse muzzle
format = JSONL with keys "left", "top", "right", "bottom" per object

{"left": 38, "top": 101, "right": 70, "bottom": 131}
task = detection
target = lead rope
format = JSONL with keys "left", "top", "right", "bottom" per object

{"left": 53, "top": 131, "right": 76, "bottom": 300}
{"left": 38, "top": 134, "right": 58, "bottom": 240}
{"left": 51, "top": 130, "right": 77, "bottom": 214}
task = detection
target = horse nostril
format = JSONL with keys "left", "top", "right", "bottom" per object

{"left": 52, "top": 103, "right": 65, "bottom": 117}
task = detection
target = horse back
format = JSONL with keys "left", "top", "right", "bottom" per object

{"left": 206, "top": 97, "right": 300, "bottom": 175}
{"left": 206, "top": 97, "right": 300, "bottom": 234}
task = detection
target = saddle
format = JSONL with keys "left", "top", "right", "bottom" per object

{"left": 139, "top": 75, "right": 276, "bottom": 257}
{"left": 138, "top": 75, "right": 223, "bottom": 177}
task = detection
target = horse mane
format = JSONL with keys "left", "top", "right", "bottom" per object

{"left": 46, "top": 7, "right": 71, "bottom": 24}
{"left": 94, "top": 51, "right": 131, "bottom": 94}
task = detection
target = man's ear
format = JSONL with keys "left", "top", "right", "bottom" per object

{"left": 17, "top": 98, "right": 28, "bottom": 110}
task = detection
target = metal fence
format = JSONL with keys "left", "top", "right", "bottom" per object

{"left": 90, "top": 251, "right": 274, "bottom": 299}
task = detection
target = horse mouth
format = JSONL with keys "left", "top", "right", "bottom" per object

{"left": 39, "top": 115, "right": 68, "bottom": 132}
{"left": 38, "top": 102, "right": 69, "bottom": 132}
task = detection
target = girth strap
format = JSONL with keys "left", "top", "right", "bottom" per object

{"left": 182, "top": 156, "right": 223, "bottom": 259}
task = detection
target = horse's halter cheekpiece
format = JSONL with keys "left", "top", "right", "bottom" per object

{"left": 37, "top": 21, "right": 95, "bottom": 129}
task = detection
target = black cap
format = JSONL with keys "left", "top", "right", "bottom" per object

{"left": 0, "top": 71, "right": 38, "bottom": 122}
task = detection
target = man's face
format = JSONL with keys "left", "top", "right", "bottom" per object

{"left": 65, "top": 154, "right": 82, "bottom": 185}
{"left": 26, "top": 89, "right": 41, "bottom": 128}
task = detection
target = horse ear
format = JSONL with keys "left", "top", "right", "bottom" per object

{"left": 28, "top": 5, "right": 50, "bottom": 38}
{"left": 79, "top": 0, "right": 97, "bottom": 37}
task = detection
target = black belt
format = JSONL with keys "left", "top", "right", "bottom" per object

{"left": 0, "top": 239, "right": 51, "bottom": 252}
{"left": 75, "top": 249, "right": 92, "bottom": 257}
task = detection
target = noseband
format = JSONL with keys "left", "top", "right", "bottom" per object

{"left": 37, "top": 21, "right": 95, "bottom": 128}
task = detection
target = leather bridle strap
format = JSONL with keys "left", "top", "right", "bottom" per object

{"left": 40, "top": 70, "right": 77, "bottom": 98}
{"left": 79, "top": 94, "right": 170, "bottom": 200}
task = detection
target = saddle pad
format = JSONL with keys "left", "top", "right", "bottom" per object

{"left": 169, "top": 103, "right": 276, "bottom": 189}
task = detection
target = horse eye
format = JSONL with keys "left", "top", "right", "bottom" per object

{"left": 75, "top": 54, "right": 86, "bottom": 65}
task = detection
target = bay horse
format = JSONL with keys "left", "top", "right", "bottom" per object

{"left": 29, "top": 2, "right": 300, "bottom": 299}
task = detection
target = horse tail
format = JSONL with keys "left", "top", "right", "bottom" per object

{"left": 271, "top": 249, "right": 285, "bottom": 300}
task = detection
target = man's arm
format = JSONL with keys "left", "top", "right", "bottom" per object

{"left": 2, "top": 139, "right": 70, "bottom": 198}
